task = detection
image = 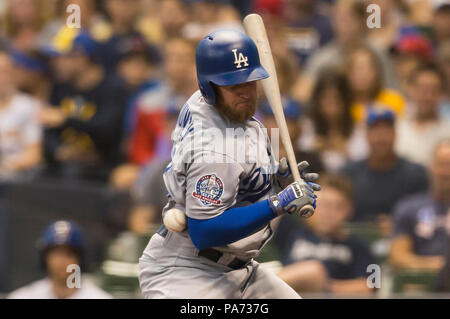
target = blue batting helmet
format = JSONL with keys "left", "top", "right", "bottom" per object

{"left": 196, "top": 29, "right": 269, "bottom": 105}
{"left": 37, "top": 220, "right": 85, "bottom": 268}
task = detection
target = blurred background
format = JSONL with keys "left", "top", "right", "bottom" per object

{"left": 0, "top": 0, "right": 449, "bottom": 299}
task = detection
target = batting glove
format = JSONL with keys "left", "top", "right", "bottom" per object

{"left": 268, "top": 181, "right": 317, "bottom": 217}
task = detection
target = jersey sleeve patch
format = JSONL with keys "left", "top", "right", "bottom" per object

{"left": 192, "top": 174, "right": 224, "bottom": 206}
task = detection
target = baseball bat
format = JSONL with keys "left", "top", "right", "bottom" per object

{"left": 243, "top": 13, "right": 315, "bottom": 218}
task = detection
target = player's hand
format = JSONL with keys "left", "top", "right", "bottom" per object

{"left": 277, "top": 158, "right": 320, "bottom": 191}
{"left": 268, "top": 181, "right": 318, "bottom": 218}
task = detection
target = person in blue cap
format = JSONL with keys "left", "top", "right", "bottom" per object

{"left": 341, "top": 108, "right": 428, "bottom": 225}
{"left": 39, "top": 28, "right": 128, "bottom": 182}
{"left": 8, "top": 220, "right": 111, "bottom": 299}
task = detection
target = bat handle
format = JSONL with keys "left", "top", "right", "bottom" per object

{"left": 299, "top": 204, "right": 315, "bottom": 219}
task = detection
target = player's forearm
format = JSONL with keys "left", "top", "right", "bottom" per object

{"left": 390, "top": 237, "right": 445, "bottom": 271}
{"left": 188, "top": 199, "right": 278, "bottom": 250}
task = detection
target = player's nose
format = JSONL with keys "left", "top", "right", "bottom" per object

{"left": 238, "top": 92, "right": 251, "bottom": 100}
{"left": 235, "top": 82, "right": 256, "bottom": 99}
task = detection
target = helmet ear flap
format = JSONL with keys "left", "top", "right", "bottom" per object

{"left": 198, "top": 79, "right": 216, "bottom": 105}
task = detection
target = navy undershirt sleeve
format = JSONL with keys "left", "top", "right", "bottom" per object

{"left": 188, "top": 199, "right": 277, "bottom": 250}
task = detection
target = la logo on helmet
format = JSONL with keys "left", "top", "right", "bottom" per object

{"left": 232, "top": 49, "right": 249, "bottom": 69}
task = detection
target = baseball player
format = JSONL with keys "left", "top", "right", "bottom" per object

{"left": 8, "top": 221, "right": 112, "bottom": 299}
{"left": 138, "top": 30, "right": 320, "bottom": 299}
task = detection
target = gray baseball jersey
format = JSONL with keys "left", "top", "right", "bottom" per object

{"left": 162, "top": 90, "right": 277, "bottom": 260}
{"left": 139, "top": 90, "right": 299, "bottom": 299}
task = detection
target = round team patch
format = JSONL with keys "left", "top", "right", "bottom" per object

{"left": 192, "top": 174, "right": 224, "bottom": 206}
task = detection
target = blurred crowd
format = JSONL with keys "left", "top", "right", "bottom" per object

{"left": 1, "top": 0, "right": 450, "bottom": 298}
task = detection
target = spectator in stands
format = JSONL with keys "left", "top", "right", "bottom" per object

{"left": 110, "top": 35, "right": 163, "bottom": 189}
{"left": 390, "top": 28, "right": 434, "bottom": 100}
{"left": 157, "top": 0, "right": 190, "bottom": 40}
{"left": 8, "top": 220, "right": 112, "bottom": 299}
{"left": 127, "top": 36, "right": 197, "bottom": 166}
{"left": 395, "top": 64, "right": 450, "bottom": 167}
{"left": 110, "top": 36, "right": 196, "bottom": 189}
{"left": 2, "top": 0, "right": 49, "bottom": 51}
{"left": 341, "top": 108, "right": 428, "bottom": 224}
{"left": 161, "top": 37, "right": 199, "bottom": 109}
{"left": 346, "top": 45, "right": 406, "bottom": 124}
{"left": 282, "top": 0, "right": 334, "bottom": 65}
{"left": 128, "top": 105, "right": 180, "bottom": 234}
{"left": 0, "top": 50, "right": 42, "bottom": 179}
{"left": 274, "top": 174, "right": 376, "bottom": 295}
{"left": 40, "top": 28, "right": 127, "bottom": 182}
{"left": 293, "top": 0, "right": 396, "bottom": 102}
{"left": 300, "top": 71, "right": 367, "bottom": 172}
{"left": 101, "top": 0, "right": 161, "bottom": 75}
{"left": 120, "top": 37, "right": 199, "bottom": 227}
{"left": 390, "top": 139, "right": 450, "bottom": 271}
{"left": 433, "top": 3, "right": 450, "bottom": 48}
{"left": 115, "top": 35, "right": 161, "bottom": 94}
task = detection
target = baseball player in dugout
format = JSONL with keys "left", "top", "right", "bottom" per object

{"left": 8, "top": 221, "right": 111, "bottom": 299}
{"left": 138, "top": 29, "right": 321, "bottom": 299}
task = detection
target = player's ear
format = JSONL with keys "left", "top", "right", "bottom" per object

{"left": 210, "top": 83, "right": 218, "bottom": 93}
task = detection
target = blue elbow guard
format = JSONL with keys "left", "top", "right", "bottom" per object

{"left": 188, "top": 199, "right": 278, "bottom": 250}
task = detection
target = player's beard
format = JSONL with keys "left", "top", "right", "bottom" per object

{"left": 215, "top": 91, "right": 257, "bottom": 123}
